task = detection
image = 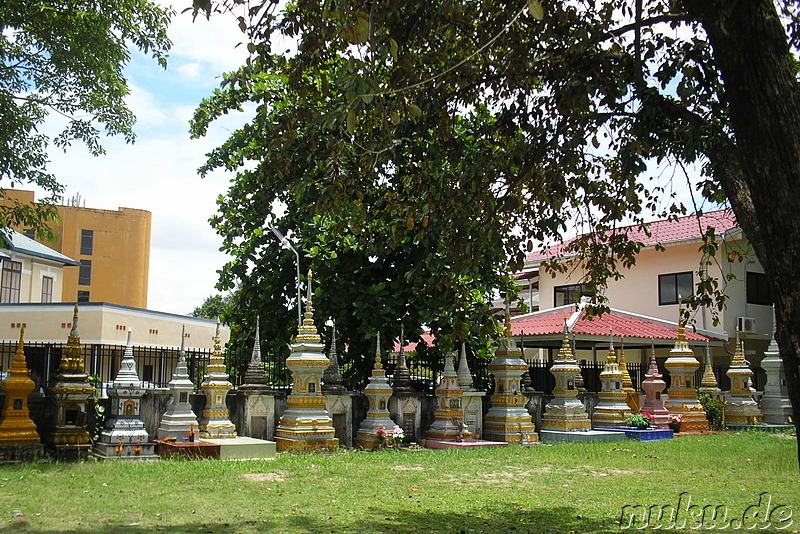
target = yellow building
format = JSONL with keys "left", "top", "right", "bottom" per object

{"left": 1, "top": 190, "right": 151, "bottom": 308}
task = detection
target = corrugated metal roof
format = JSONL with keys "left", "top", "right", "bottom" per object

{"left": 525, "top": 209, "right": 738, "bottom": 262}
{"left": 0, "top": 229, "right": 80, "bottom": 266}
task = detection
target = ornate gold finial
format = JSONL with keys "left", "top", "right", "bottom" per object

{"left": 607, "top": 329, "right": 617, "bottom": 363}
{"left": 374, "top": 332, "right": 383, "bottom": 369}
{"left": 307, "top": 269, "right": 313, "bottom": 302}
{"left": 19, "top": 325, "right": 25, "bottom": 347}
{"left": 677, "top": 297, "right": 687, "bottom": 340}
{"left": 557, "top": 318, "right": 572, "bottom": 360}
{"left": 732, "top": 328, "right": 746, "bottom": 366}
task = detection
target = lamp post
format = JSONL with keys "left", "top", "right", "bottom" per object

{"left": 267, "top": 221, "right": 302, "bottom": 328}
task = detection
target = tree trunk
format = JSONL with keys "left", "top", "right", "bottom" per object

{"left": 682, "top": 0, "right": 800, "bottom": 466}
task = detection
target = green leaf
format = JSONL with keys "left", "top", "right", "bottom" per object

{"left": 526, "top": 0, "right": 544, "bottom": 20}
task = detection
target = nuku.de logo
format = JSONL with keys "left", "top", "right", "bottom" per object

{"left": 619, "top": 492, "right": 793, "bottom": 530}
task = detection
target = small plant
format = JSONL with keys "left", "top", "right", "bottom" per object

{"left": 375, "top": 425, "right": 388, "bottom": 448}
{"left": 670, "top": 413, "right": 683, "bottom": 424}
{"left": 698, "top": 391, "right": 725, "bottom": 430}
{"left": 625, "top": 413, "right": 654, "bottom": 429}
{"left": 389, "top": 425, "right": 405, "bottom": 447}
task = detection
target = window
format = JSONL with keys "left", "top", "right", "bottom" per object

{"left": 658, "top": 272, "right": 693, "bottom": 305}
{"left": 0, "top": 260, "right": 22, "bottom": 303}
{"left": 77, "top": 290, "right": 90, "bottom": 302}
{"left": 41, "top": 276, "right": 53, "bottom": 303}
{"left": 78, "top": 260, "right": 92, "bottom": 285}
{"left": 23, "top": 229, "right": 35, "bottom": 239}
{"left": 746, "top": 271, "right": 772, "bottom": 305}
{"left": 80, "top": 229, "right": 93, "bottom": 255}
{"left": 554, "top": 284, "right": 594, "bottom": 307}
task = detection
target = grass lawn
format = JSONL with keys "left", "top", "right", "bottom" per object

{"left": 0, "top": 432, "right": 797, "bottom": 533}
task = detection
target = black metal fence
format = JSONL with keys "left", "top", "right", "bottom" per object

{"left": 0, "top": 340, "right": 768, "bottom": 397}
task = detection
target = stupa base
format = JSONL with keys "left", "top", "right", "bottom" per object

{"left": 276, "top": 436, "right": 338, "bottom": 453}
{"left": 93, "top": 442, "right": 157, "bottom": 460}
{"left": 52, "top": 442, "right": 92, "bottom": 461}
{"left": 726, "top": 423, "right": 793, "bottom": 432}
{"left": 540, "top": 429, "right": 627, "bottom": 443}
{"left": 0, "top": 443, "right": 43, "bottom": 462}
{"left": 156, "top": 440, "right": 220, "bottom": 459}
{"left": 540, "top": 418, "right": 592, "bottom": 432}
{"left": 204, "top": 437, "right": 277, "bottom": 459}
{"left": 425, "top": 439, "right": 507, "bottom": 449}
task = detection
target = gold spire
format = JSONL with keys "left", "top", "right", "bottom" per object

{"left": 374, "top": 332, "right": 382, "bottom": 368}
{"left": 677, "top": 296, "right": 686, "bottom": 340}
{"left": 607, "top": 329, "right": 617, "bottom": 363}
{"left": 504, "top": 304, "right": 512, "bottom": 338}
{"left": 557, "top": 317, "right": 572, "bottom": 360}
{"left": 732, "top": 329, "right": 747, "bottom": 366}
{"left": 619, "top": 335, "right": 633, "bottom": 388}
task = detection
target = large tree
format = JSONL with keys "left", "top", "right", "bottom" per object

{"left": 0, "top": 0, "right": 172, "bottom": 234}
{"left": 193, "top": 0, "right": 800, "bottom": 462}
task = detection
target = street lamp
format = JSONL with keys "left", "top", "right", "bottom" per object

{"left": 266, "top": 221, "right": 302, "bottom": 328}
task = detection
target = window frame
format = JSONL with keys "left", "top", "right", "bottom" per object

{"left": 78, "top": 259, "right": 92, "bottom": 286}
{"left": 77, "top": 290, "right": 90, "bottom": 302}
{"left": 746, "top": 271, "right": 772, "bottom": 306}
{"left": 553, "top": 283, "right": 594, "bottom": 307}
{"left": 658, "top": 271, "right": 693, "bottom": 306}
{"left": 41, "top": 276, "right": 53, "bottom": 303}
{"left": 0, "top": 260, "right": 22, "bottom": 303}
{"left": 80, "top": 229, "right": 93, "bottom": 256}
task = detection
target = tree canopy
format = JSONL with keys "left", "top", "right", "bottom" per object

{"left": 193, "top": 0, "right": 800, "bottom": 462}
{"left": 0, "top": 0, "right": 172, "bottom": 233}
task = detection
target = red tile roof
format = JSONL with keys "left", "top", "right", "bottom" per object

{"left": 394, "top": 331, "right": 436, "bottom": 353}
{"left": 525, "top": 208, "right": 737, "bottom": 262}
{"left": 512, "top": 306, "right": 715, "bottom": 341}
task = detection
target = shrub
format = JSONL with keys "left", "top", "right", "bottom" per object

{"left": 698, "top": 391, "right": 725, "bottom": 430}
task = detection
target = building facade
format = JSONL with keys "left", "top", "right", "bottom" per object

{"left": 1, "top": 190, "right": 151, "bottom": 308}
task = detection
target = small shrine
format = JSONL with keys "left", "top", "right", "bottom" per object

{"left": 157, "top": 326, "right": 200, "bottom": 441}
{"left": 483, "top": 311, "right": 538, "bottom": 444}
{"left": 239, "top": 318, "right": 269, "bottom": 390}
{"left": 698, "top": 341, "right": 721, "bottom": 396}
{"left": 618, "top": 337, "right": 640, "bottom": 413}
{"left": 199, "top": 323, "right": 237, "bottom": 439}
{"left": 94, "top": 329, "right": 156, "bottom": 459}
{"left": 425, "top": 350, "right": 470, "bottom": 441}
{"left": 663, "top": 315, "right": 709, "bottom": 432}
{"left": 457, "top": 342, "right": 486, "bottom": 438}
{"left": 540, "top": 323, "right": 591, "bottom": 432}
{"left": 275, "top": 274, "right": 338, "bottom": 451}
{"left": 0, "top": 328, "right": 42, "bottom": 460}
{"left": 761, "top": 308, "right": 792, "bottom": 424}
{"left": 640, "top": 341, "right": 670, "bottom": 429}
{"left": 356, "top": 333, "right": 400, "bottom": 449}
{"left": 391, "top": 325, "right": 414, "bottom": 393}
{"left": 592, "top": 335, "right": 633, "bottom": 428}
{"left": 48, "top": 305, "right": 95, "bottom": 459}
{"left": 724, "top": 334, "right": 763, "bottom": 425}
{"left": 456, "top": 342, "right": 474, "bottom": 391}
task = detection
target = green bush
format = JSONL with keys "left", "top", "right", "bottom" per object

{"left": 698, "top": 391, "right": 725, "bottom": 430}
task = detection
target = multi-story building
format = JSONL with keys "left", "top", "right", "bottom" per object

{"left": 1, "top": 190, "right": 151, "bottom": 308}
{"left": 519, "top": 209, "right": 772, "bottom": 365}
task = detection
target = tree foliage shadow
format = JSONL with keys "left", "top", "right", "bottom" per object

{"left": 0, "top": 505, "right": 619, "bottom": 533}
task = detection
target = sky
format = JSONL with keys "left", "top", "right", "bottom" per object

{"left": 39, "top": 4, "right": 253, "bottom": 315}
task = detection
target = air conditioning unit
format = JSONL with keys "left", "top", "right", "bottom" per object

{"left": 737, "top": 316, "right": 757, "bottom": 334}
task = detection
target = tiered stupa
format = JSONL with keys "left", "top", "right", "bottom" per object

{"left": 275, "top": 273, "right": 338, "bottom": 451}
{"left": 94, "top": 329, "right": 156, "bottom": 459}
{"left": 425, "top": 350, "right": 470, "bottom": 441}
{"left": 698, "top": 341, "right": 721, "bottom": 395}
{"left": 663, "top": 316, "right": 709, "bottom": 431}
{"left": 761, "top": 308, "right": 792, "bottom": 424}
{"left": 540, "top": 322, "right": 591, "bottom": 432}
{"left": 391, "top": 325, "right": 414, "bottom": 392}
{"left": 640, "top": 341, "right": 670, "bottom": 429}
{"left": 199, "top": 323, "right": 237, "bottom": 438}
{"left": 0, "top": 328, "right": 41, "bottom": 459}
{"left": 157, "top": 327, "right": 200, "bottom": 441}
{"left": 322, "top": 327, "right": 346, "bottom": 394}
{"left": 49, "top": 305, "right": 95, "bottom": 459}
{"left": 618, "top": 337, "right": 640, "bottom": 413}
{"left": 592, "top": 335, "right": 633, "bottom": 428}
{"left": 724, "top": 334, "right": 763, "bottom": 425}
{"left": 456, "top": 342, "right": 474, "bottom": 391}
{"left": 356, "top": 333, "right": 400, "bottom": 449}
{"left": 483, "top": 311, "right": 538, "bottom": 444}
{"left": 240, "top": 318, "right": 269, "bottom": 390}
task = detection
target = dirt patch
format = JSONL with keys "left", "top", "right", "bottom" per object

{"left": 243, "top": 472, "right": 286, "bottom": 482}
{"left": 391, "top": 465, "right": 431, "bottom": 471}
